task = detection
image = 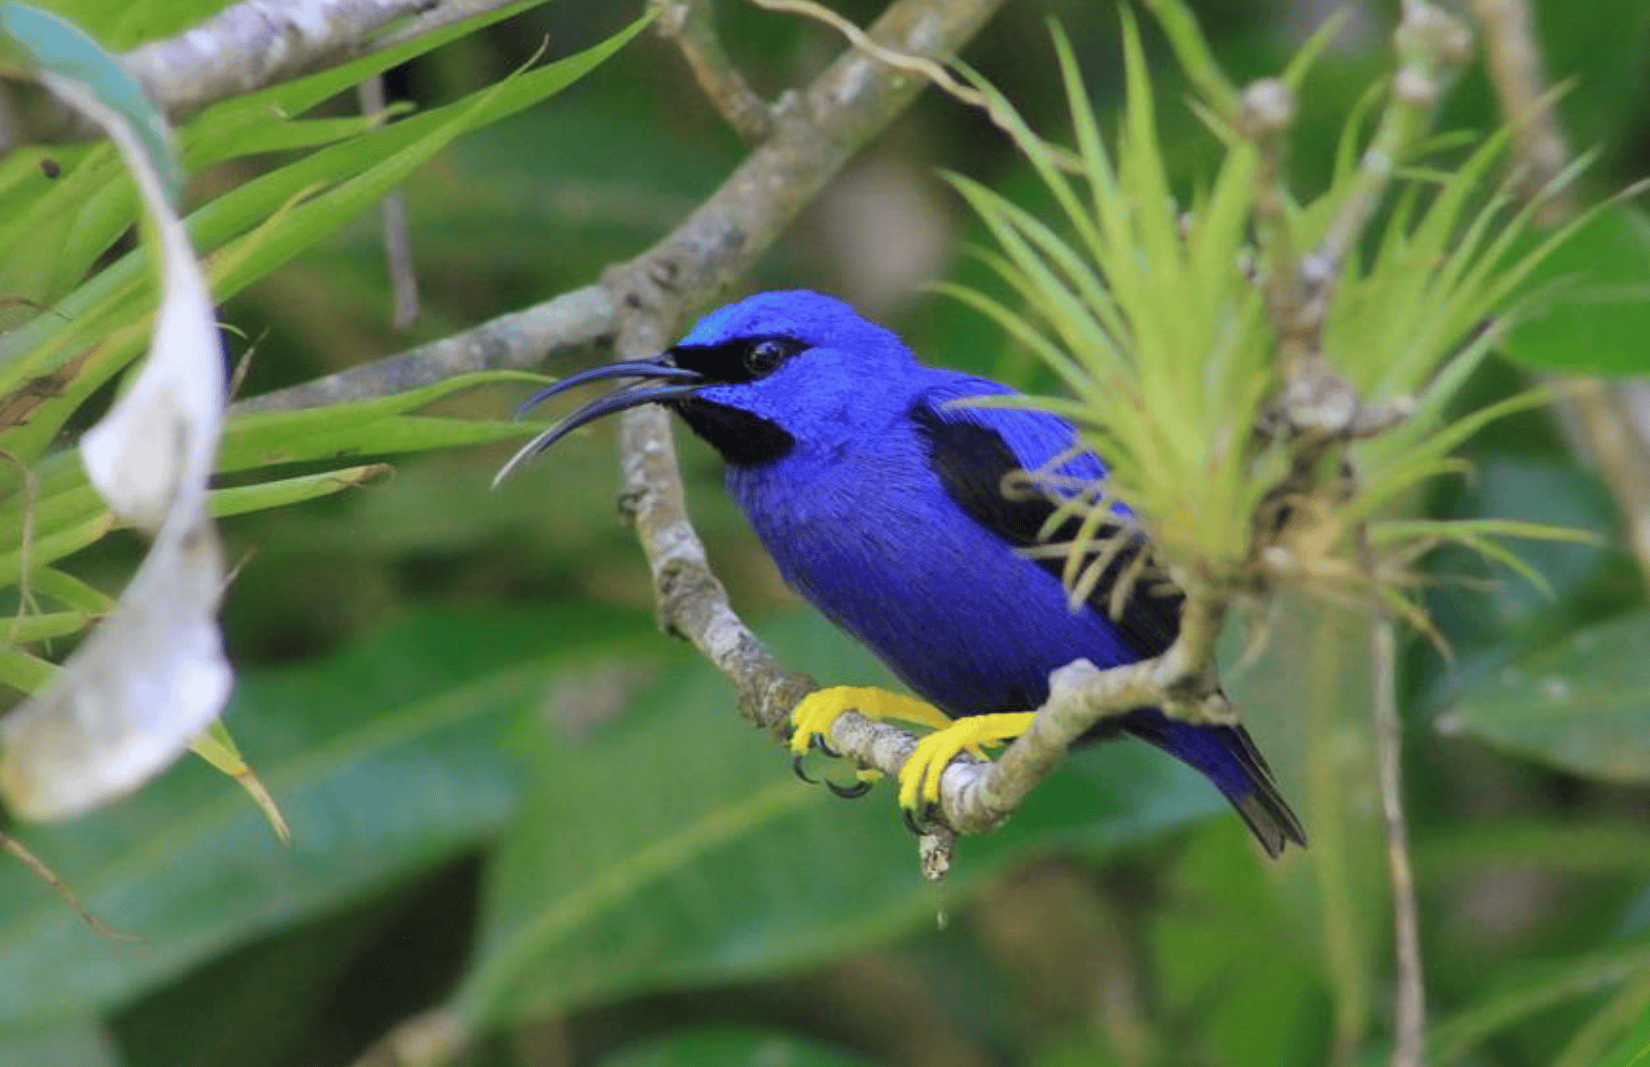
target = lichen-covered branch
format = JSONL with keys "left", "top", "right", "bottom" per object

{"left": 3, "top": 0, "right": 527, "bottom": 148}
{"left": 233, "top": 285, "right": 614, "bottom": 413}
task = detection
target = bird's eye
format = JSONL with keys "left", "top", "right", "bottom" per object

{"left": 743, "top": 338, "right": 791, "bottom": 378}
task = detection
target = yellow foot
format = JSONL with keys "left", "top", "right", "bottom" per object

{"left": 898, "top": 712, "right": 1039, "bottom": 814}
{"left": 788, "top": 686, "right": 952, "bottom": 758}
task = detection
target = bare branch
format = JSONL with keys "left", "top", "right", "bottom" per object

{"left": 1465, "top": 0, "right": 1575, "bottom": 222}
{"left": 127, "top": 0, "right": 439, "bottom": 118}
{"left": 1360, "top": 525, "right": 1425, "bottom": 1067}
{"left": 233, "top": 285, "right": 613, "bottom": 413}
{"left": 4, "top": 0, "right": 529, "bottom": 148}
{"left": 654, "top": 0, "right": 774, "bottom": 142}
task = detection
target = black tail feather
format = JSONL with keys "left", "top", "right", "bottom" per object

{"left": 1120, "top": 714, "right": 1307, "bottom": 858}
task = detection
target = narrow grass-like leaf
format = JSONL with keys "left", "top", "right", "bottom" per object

{"left": 207, "top": 463, "right": 392, "bottom": 518}
{"left": 188, "top": 720, "right": 289, "bottom": 844}
{"left": 0, "top": 646, "right": 55, "bottom": 692}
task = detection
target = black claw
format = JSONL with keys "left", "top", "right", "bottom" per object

{"left": 828, "top": 778, "right": 873, "bottom": 800}
{"left": 791, "top": 754, "right": 816, "bottom": 784}
{"left": 902, "top": 800, "right": 946, "bottom": 835}
{"left": 812, "top": 733, "right": 839, "bottom": 759}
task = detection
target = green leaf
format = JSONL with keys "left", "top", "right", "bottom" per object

{"left": 0, "top": 15, "right": 645, "bottom": 453}
{"left": 0, "top": 1019, "right": 119, "bottom": 1067}
{"left": 217, "top": 370, "right": 545, "bottom": 472}
{"left": 1424, "top": 932, "right": 1650, "bottom": 1063}
{"left": 200, "top": 11, "right": 654, "bottom": 310}
{"left": 1591, "top": 999, "right": 1650, "bottom": 1067}
{"left": 206, "top": 463, "right": 390, "bottom": 519}
{"left": 0, "top": 645, "right": 55, "bottom": 693}
{"left": 599, "top": 1029, "right": 877, "bottom": 1067}
{"left": 0, "top": 607, "right": 649, "bottom": 1025}
{"left": 182, "top": 0, "right": 543, "bottom": 167}
{"left": 1, "top": 609, "right": 95, "bottom": 643}
{"left": 1441, "top": 610, "right": 1650, "bottom": 782}
{"left": 1503, "top": 203, "right": 1650, "bottom": 374}
{"left": 460, "top": 611, "right": 1223, "bottom": 1029}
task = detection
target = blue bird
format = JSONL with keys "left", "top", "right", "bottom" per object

{"left": 499, "top": 290, "right": 1305, "bottom": 857}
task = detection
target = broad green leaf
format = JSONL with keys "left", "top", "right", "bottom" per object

{"left": 1218, "top": 597, "right": 1384, "bottom": 1060}
{"left": 1423, "top": 932, "right": 1650, "bottom": 1064}
{"left": 460, "top": 611, "right": 1223, "bottom": 1029}
{"left": 600, "top": 1029, "right": 877, "bottom": 1067}
{"left": 109, "top": 885, "right": 423, "bottom": 1067}
{"left": 1441, "top": 610, "right": 1650, "bottom": 782}
{"left": 1591, "top": 1002, "right": 1650, "bottom": 1067}
{"left": 0, "top": 607, "right": 649, "bottom": 1025}
{"left": 1503, "top": 203, "right": 1650, "bottom": 374}
{"left": 1149, "top": 828, "right": 1329, "bottom": 1067}
{"left": 0, "top": 1019, "right": 119, "bottom": 1067}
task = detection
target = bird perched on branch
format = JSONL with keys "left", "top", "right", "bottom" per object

{"left": 497, "top": 290, "right": 1305, "bottom": 857}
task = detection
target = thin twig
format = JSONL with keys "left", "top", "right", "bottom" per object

{"left": 653, "top": 0, "right": 774, "bottom": 142}
{"left": 1360, "top": 524, "right": 1425, "bottom": 1067}
{"left": 1, "top": 831, "right": 141, "bottom": 942}
{"left": 357, "top": 74, "right": 421, "bottom": 329}
{"left": 1464, "top": 0, "right": 1575, "bottom": 222}
{"left": 748, "top": 0, "right": 1081, "bottom": 172}
{"left": 1463, "top": 1, "right": 1650, "bottom": 587}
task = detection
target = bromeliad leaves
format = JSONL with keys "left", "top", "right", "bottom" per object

{"left": 0, "top": 3, "right": 230, "bottom": 819}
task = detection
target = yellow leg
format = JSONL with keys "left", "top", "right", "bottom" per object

{"left": 788, "top": 685, "right": 953, "bottom": 757}
{"left": 897, "top": 712, "right": 1039, "bottom": 812}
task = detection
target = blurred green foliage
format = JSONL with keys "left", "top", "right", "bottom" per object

{"left": 0, "top": 1, "right": 1648, "bottom": 1066}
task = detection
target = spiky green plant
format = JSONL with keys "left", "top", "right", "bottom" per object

{"left": 936, "top": 7, "right": 1596, "bottom": 629}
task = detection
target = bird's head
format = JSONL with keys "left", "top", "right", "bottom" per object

{"left": 495, "top": 291, "right": 922, "bottom": 483}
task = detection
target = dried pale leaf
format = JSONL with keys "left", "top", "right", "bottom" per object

{"left": 0, "top": 49, "right": 230, "bottom": 820}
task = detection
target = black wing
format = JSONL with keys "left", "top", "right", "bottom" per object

{"left": 909, "top": 389, "right": 1182, "bottom": 659}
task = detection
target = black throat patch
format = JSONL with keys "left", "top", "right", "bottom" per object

{"left": 672, "top": 397, "right": 796, "bottom": 466}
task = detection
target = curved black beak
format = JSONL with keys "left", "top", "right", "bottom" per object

{"left": 492, "top": 356, "right": 705, "bottom": 486}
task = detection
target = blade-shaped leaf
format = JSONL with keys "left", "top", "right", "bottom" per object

{"left": 459, "top": 612, "right": 1223, "bottom": 1029}
{"left": 1440, "top": 610, "right": 1650, "bottom": 783}
{"left": 0, "top": 607, "right": 649, "bottom": 1026}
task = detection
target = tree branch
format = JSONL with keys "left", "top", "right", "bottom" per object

{"left": 232, "top": 285, "right": 614, "bottom": 413}
{"left": 3, "top": 0, "right": 529, "bottom": 148}
{"left": 1464, "top": 0, "right": 1574, "bottom": 222}
{"left": 653, "top": 0, "right": 774, "bottom": 142}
